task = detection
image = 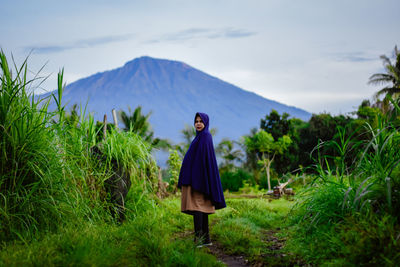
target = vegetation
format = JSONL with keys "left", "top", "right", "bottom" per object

{"left": 220, "top": 169, "right": 253, "bottom": 192}
{"left": 166, "top": 149, "right": 182, "bottom": 193}
{"left": 211, "top": 198, "right": 297, "bottom": 266}
{"left": 368, "top": 45, "right": 400, "bottom": 99}
{"left": 0, "top": 196, "right": 223, "bottom": 266}
{"left": 244, "top": 130, "right": 292, "bottom": 191}
{"left": 0, "top": 51, "right": 154, "bottom": 242}
{"left": 2, "top": 45, "right": 400, "bottom": 266}
{"left": 0, "top": 51, "right": 222, "bottom": 266}
{"left": 118, "top": 106, "right": 170, "bottom": 150}
{"left": 0, "top": 53, "right": 68, "bottom": 241}
{"left": 216, "top": 138, "right": 243, "bottom": 174}
{"left": 214, "top": 45, "right": 400, "bottom": 265}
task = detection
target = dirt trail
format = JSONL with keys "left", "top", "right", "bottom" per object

{"left": 206, "top": 242, "right": 250, "bottom": 267}
{"left": 205, "top": 231, "right": 285, "bottom": 267}
{"left": 206, "top": 229, "right": 306, "bottom": 267}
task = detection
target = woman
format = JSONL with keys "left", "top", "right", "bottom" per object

{"left": 178, "top": 112, "right": 226, "bottom": 246}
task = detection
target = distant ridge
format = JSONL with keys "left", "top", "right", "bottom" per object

{"left": 45, "top": 56, "right": 311, "bottom": 143}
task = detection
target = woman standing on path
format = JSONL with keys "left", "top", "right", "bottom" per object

{"left": 178, "top": 112, "right": 226, "bottom": 246}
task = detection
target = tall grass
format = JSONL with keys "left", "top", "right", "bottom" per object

{"left": 0, "top": 51, "right": 158, "bottom": 243}
{"left": 300, "top": 113, "right": 400, "bottom": 222}
{"left": 348, "top": 112, "right": 400, "bottom": 215}
{"left": 0, "top": 51, "right": 69, "bottom": 241}
{"left": 288, "top": 106, "right": 400, "bottom": 265}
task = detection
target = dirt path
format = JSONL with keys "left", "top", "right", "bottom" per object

{"left": 205, "top": 229, "right": 306, "bottom": 267}
{"left": 204, "top": 230, "right": 286, "bottom": 267}
{"left": 206, "top": 242, "right": 250, "bottom": 267}
{"left": 259, "top": 229, "right": 291, "bottom": 266}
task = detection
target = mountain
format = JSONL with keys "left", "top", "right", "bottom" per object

{"left": 45, "top": 56, "right": 311, "bottom": 144}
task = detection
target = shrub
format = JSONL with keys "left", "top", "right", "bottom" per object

{"left": 221, "top": 169, "right": 253, "bottom": 192}
{"left": 290, "top": 179, "right": 350, "bottom": 230}
{"left": 166, "top": 149, "right": 182, "bottom": 193}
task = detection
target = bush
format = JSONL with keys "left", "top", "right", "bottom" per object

{"left": 336, "top": 214, "right": 400, "bottom": 265}
{"left": 286, "top": 211, "right": 400, "bottom": 265}
{"left": 290, "top": 179, "right": 349, "bottom": 230}
{"left": 166, "top": 149, "right": 182, "bottom": 193}
{"left": 221, "top": 169, "right": 253, "bottom": 192}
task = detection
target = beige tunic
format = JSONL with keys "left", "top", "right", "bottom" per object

{"left": 181, "top": 185, "right": 215, "bottom": 214}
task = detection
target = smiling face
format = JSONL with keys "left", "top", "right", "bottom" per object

{"left": 194, "top": 115, "right": 205, "bottom": 132}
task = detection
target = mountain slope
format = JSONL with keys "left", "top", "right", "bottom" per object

{"left": 48, "top": 56, "right": 311, "bottom": 143}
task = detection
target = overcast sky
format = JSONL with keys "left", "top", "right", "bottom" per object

{"left": 1, "top": 0, "right": 399, "bottom": 115}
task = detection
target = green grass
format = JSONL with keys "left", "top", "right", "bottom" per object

{"left": 210, "top": 198, "right": 297, "bottom": 265}
{"left": 285, "top": 174, "right": 400, "bottom": 266}
{"left": 285, "top": 212, "right": 400, "bottom": 266}
{"left": 5, "top": 185, "right": 397, "bottom": 266}
{"left": 0, "top": 194, "right": 298, "bottom": 266}
{"left": 0, "top": 194, "right": 223, "bottom": 266}
{"left": 0, "top": 51, "right": 72, "bottom": 241}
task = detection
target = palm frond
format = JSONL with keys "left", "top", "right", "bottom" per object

{"left": 375, "top": 87, "right": 400, "bottom": 98}
{"left": 368, "top": 73, "right": 394, "bottom": 85}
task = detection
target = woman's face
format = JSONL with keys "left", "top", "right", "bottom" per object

{"left": 195, "top": 116, "right": 205, "bottom": 132}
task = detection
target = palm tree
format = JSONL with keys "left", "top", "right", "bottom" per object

{"left": 119, "top": 106, "right": 151, "bottom": 136}
{"left": 368, "top": 46, "right": 400, "bottom": 99}
{"left": 118, "top": 106, "right": 170, "bottom": 149}
{"left": 216, "top": 138, "right": 244, "bottom": 172}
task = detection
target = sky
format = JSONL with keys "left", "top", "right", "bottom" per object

{"left": 1, "top": 0, "right": 399, "bottom": 115}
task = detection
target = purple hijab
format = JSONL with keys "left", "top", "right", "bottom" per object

{"left": 178, "top": 112, "right": 226, "bottom": 210}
